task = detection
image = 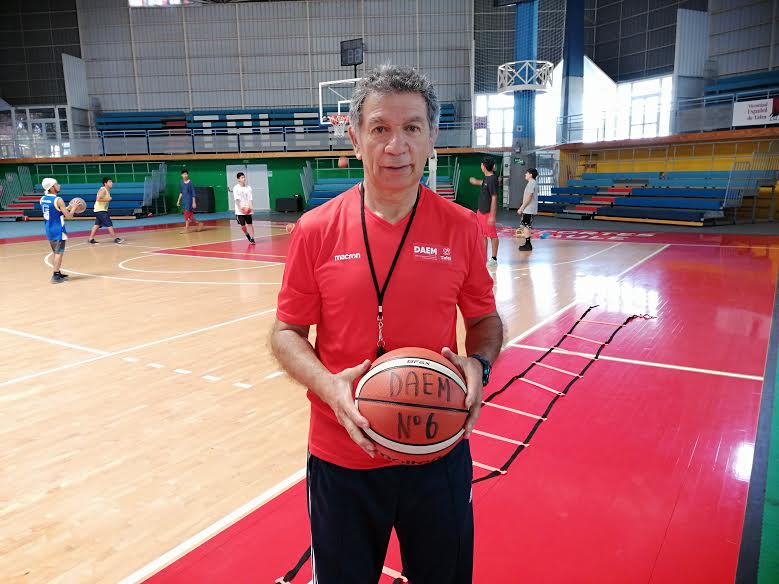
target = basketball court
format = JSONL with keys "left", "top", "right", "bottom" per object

{"left": 1, "top": 0, "right": 779, "bottom": 582}
{"left": 0, "top": 219, "right": 776, "bottom": 583}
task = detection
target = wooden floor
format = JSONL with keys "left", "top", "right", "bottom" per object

{"left": 0, "top": 221, "right": 676, "bottom": 583}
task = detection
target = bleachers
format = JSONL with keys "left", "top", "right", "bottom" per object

{"left": 544, "top": 169, "right": 778, "bottom": 225}
{"left": 20, "top": 182, "right": 146, "bottom": 219}
{"left": 307, "top": 175, "right": 455, "bottom": 208}
{"left": 98, "top": 104, "right": 458, "bottom": 136}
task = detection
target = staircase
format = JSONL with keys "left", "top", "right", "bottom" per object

{"left": 0, "top": 194, "right": 37, "bottom": 221}
{"left": 554, "top": 188, "right": 631, "bottom": 220}
{"left": 436, "top": 177, "right": 455, "bottom": 201}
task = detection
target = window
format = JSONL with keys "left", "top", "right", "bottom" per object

{"left": 474, "top": 93, "right": 514, "bottom": 147}
{"left": 615, "top": 75, "right": 672, "bottom": 140}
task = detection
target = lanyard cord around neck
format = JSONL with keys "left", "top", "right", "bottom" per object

{"left": 359, "top": 183, "right": 420, "bottom": 357}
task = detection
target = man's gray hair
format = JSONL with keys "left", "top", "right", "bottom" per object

{"left": 349, "top": 65, "right": 440, "bottom": 132}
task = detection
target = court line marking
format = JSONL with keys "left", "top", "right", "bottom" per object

{"left": 120, "top": 243, "right": 673, "bottom": 580}
{"left": 116, "top": 468, "right": 306, "bottom": 584}
{"left": 0, "top": 308, "right": 277, "bottom": 390}
{"left": 117, "top": 254, "right": 282, "bottom": 274}
{"left": 158, "top": 248, "right": 288, "bottom": 258}
{"left": 505, "top": 245, "right": 669, "bottom": 347}
{"left": 511, "top": 343, "right": 764, "bottom": 381}
{"left": 0, "top": 326, "right": 108, "bottom": 355}
{"left": 0, "top": 241, "right": 87, "bottom": 259}
{"left": 44, "top": 252, "right": 282, "bottom": 286}
{"left": 510, "top": 243, "right": 622, "bottom": 276}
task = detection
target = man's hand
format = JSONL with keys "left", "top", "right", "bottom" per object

{"left": 487, "top": 214, "right": 496, "bottom": 226}
{"left": 323, "top": 359, "right": 376, "bottom": 457}
{"left": 469, "top": 177, "right": 482, "bottom": 186}
{"left": 192, "top": 200, "right": 197, "bottom": 210}
{"left": 442, "top": 347, "right": 483, "bottom": 439}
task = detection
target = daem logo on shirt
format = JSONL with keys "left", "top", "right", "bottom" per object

{"left": 413, "top": 243, "right": 452, "bottom": 262}
{"left": 334, "top": 252, "right": 361, "bottom": 261}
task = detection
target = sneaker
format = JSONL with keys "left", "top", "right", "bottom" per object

{"left": 88, "top": 239, "right": 98, "bottom": 244}
{"left": 486, "top": 258, "right": 497, "bottom": 267}
{"left": 51, "top": 273, "right": 66, "bottom": 284}
{"left": 57, "top": 272, "right": 69, "bottom": 279}
{"left": 114, "top": 237, "right": 125, "bottom": 244}
{"left": 518, "top": 241, "right": 533, "bottom": 252}
{"left": 249, "top": 237, "right": 256, "bottom": 245}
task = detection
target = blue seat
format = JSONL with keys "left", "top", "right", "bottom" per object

{"left": 540, "top": 195, "right": 582, "bottom": 204}
{"left": 597, "top": 206, "right": 708, "bottom": 222}
{"left": 552, "top": 187, "right": 598, "bottom": 195}
{"left": 614, "top": 197, "right": 723, "bottom": 210}
{"left": 631, "top": 188, "right": 727, "bottom": 199}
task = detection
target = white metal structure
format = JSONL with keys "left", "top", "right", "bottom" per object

{"left": 497, "top": 60, "right": 554, "bottom": 93}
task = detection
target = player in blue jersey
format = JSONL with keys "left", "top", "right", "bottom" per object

{"left": 39, "top": 177, "right": 77, "bottom": 284}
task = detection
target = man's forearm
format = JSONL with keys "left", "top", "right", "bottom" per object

{"left": 271, "top": 328, "right": 333, "bottom": 398}
{"left": 464, "top": 312, "right": 503, "bottom": 363}
{"left": 489, "top": 195, "right": 497, "bottom": 216}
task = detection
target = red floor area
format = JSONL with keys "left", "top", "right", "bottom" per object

{"left": 144, "top": 241, "right": 777, "bottom": 584}
{"left": 155, "top": 235, "right": 292, "bottom": 263}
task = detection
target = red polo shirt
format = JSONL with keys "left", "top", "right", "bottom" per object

{"left": 276, "top": 184, "right": 496, "bottom": 469}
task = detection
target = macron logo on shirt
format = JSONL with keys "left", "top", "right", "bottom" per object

{"left": 334, "top": 252, "right": 361, "bottom": 262}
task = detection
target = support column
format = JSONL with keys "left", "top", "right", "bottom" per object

{"left": 509, "top": 0, "right": 538, "bottom": 208}
{"left": 513, "top": 0, "right": 537, "bottom": 152}
{"left": 560, "top": 0, "right": 585, "bottom": 143}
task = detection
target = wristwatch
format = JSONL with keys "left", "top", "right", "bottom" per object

{"left": 469, "top": 353, "right": 492, "bottom": 387}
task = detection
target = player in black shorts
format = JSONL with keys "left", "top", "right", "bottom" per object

{"left": 88, "top": 177, "right": 124, "bottom": 244}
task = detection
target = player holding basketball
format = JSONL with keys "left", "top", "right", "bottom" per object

{"left": 176, "top": 169, "right": 203, "bottom": 232}
{"left": 233, "top": 172, "right": 255, "bottom": 244}
{"left": 88, "top": 177, "right": 124, "bottom": 244}
{"left": 517, "top": 168, "right": 538, "bottom": 252}
{"left": 271, "top": 65, "right": 503, "bottom": 584}
{"left": 469, "top": 156, "right": 500, "bottom": 266}
{"left": 39, "top": 177, "right": 77, "bottom": 284}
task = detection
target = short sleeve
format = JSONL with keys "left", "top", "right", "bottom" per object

{"left": 457, "top": 217, "right": 497, "bottom": 318}
{"left": 486, "top": 176, "right": 498, "bottom": 196}
{"left": 276, "top": 221, "right": 322, "bottom": 325}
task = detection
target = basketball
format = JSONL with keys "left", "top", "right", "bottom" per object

{"left": 355, "top": 347, "right": 468, "bottom": 465}
{"left": 338, "top": 156, "right": 348, "bottom": 168}
{"left": 241, "top": 207, "right": 251, "bottom": 215}
{"left": 69, "top": 197, "right": 86, "bottom": 214}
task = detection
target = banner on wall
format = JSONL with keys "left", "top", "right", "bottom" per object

{"left": 732, "top": 98, "right": 779, "bottom": 127}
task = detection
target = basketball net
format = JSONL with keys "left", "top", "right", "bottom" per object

{"left": 328, "top": 114, "right": 349, "bottom": 137}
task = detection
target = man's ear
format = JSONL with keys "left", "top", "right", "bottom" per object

{"left": 348, "top": 124, "right": 361, "bottom": 160}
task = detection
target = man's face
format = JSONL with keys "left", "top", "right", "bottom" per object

{"left": 349, "top": 91, "right": 437, "bottom": 194}
{"left": 53, "top": 183, "right": 60, "bottom": 193}
{"left": 182, "top": 173, "right": 188, "bottom": 181}
{"left": 238, "top": 175, "right": 246, "bottom": 186}
{"left": 525, "top": 171, "right": 531, "bottom": 181}
{"left": 106, "top": 180, "right": 113, "bottom": 189}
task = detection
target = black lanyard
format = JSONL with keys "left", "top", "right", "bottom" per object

{"left": 360, "top": 183, "right": 420, "bottom": 358}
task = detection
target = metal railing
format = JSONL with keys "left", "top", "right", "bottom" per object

{"left": 0, "top": 122, "right": 475, "bottom": 160}
{"left": 556, "top": 88, "right": 779, "bottom": 145}
{"left": 452, "top": 157, "right": 461, "bottom": 200}
{"left": 300, "top": 161, "right": 314, "bottom": 203}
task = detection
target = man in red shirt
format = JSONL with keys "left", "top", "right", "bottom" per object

{"left": 271, "top": 65, "right": 503, "bottom": 584}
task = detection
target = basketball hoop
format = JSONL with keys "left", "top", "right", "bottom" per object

{"left": 327, "top": 114, "right": 350, "bottom": 137}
